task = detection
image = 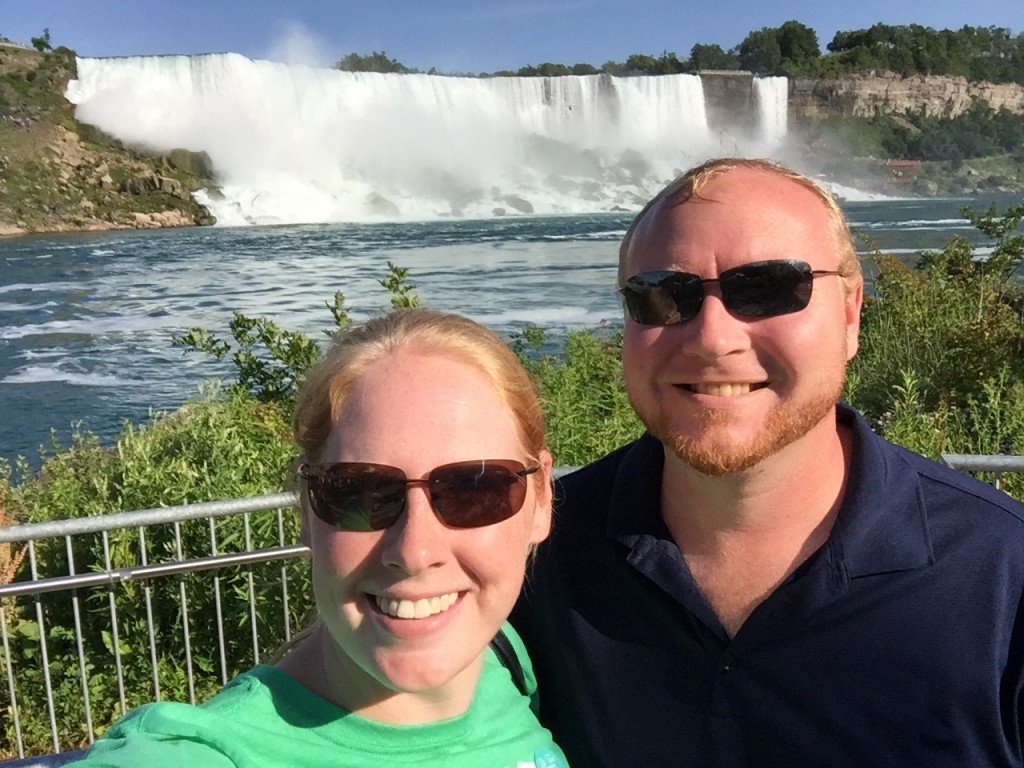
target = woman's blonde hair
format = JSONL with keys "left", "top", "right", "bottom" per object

{"left": 293, "top": 307, "right": 547, "bottom": 468}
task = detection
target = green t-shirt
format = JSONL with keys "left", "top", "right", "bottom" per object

{"left": 77, "top": 626, "right": 568, "bottom": 767}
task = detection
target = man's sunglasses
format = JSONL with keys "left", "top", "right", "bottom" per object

{"left": 297, "top": 459, "right": 540, "bottom": 531}
{"left": 619, "top": 259, "right": 845, "bottom": 326}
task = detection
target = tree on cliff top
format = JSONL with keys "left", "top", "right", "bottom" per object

{"left": 335, "top": 51, "right": 416, "bottom": 74}
{"left": 689, "top": 43, "right": 740, "bottom": 71}
{"left": 30, "top": 28, "right": 52, "bottom": 53}
{"left": 738, "top": 21, "right": 820, "bottom": 76}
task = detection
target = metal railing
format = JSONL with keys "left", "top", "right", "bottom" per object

{"left": 0, "top": 493, "right": 309, "bottom": 761}
{"left": 941, "top": 454, "right": 1024, "bottom": 491}
{"left": 0, "top": 459, "right": 1019, "bottom": 761}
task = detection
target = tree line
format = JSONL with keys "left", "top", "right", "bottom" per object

{"left": 335, "top": 21, "right": 1024, "bottom": 85}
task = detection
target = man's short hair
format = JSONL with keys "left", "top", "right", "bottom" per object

{"left": 617, "top": 158, "right": 861, "bottom": 288}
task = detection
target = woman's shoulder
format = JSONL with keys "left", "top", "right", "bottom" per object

{"left": 73, "top": 666, "right": 329, "bottom": 767}
{"left": 471, "top": 623, "right": 570, "bottom": 767}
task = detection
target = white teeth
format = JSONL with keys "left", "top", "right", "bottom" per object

{"left": 375, "top": 591, "right": 459, "bottom": 619}
{"left": 690, "top": 383, "right": 753, "bottom": 396}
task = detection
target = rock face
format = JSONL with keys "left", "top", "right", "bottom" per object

{"left": 790, "top": 73, "right": 1024, "bottom": 119}
{"left": 0, "top": 44, "right": 217, "bottom": 237}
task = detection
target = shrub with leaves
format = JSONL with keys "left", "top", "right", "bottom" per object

{"left": 513, "top": 326, "right": 641, "bottom": 467}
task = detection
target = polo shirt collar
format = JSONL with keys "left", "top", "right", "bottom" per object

{"left": 604, "top": 404, "right": 934, "bottom": 583}
{"left": 831, "top": 403, "right": 934, "bottom": 578}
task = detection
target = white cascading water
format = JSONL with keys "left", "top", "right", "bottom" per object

{"left": 753, "top": 76, "right": 788, "bottom": 146}
{"left": 66, "top": 53, "right": 788, "bottom": 224}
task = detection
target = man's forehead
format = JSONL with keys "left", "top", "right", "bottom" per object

{"left": 636, "top": 171, "right": 828, "bottom": 241}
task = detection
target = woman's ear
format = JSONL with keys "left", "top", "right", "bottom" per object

{"left": 529, "top": 449, "right": 554, "bottom": 546}
{"left": 299, "top": 492, "right": 313, "bottom": 548}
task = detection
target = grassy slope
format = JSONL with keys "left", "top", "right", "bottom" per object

{"left": 0, "top": 44, "right": 215, "bottom": 236}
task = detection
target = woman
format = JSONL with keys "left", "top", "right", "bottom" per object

{"left": 79, "top": 308, "right": 568, "bottom": 767}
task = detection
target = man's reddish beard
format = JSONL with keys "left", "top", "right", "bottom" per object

{"left": 632, "top": 368, "right": 847, "bottom": 477}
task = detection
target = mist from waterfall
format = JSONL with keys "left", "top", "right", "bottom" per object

{"left": 67, "top": 54, "right": 789, "bottom": 225}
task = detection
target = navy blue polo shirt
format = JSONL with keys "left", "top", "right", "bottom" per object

{"left": 513, "top": 404, "right": 1024, "bottom": 768}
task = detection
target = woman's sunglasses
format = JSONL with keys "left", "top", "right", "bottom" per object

{"left": 297, "top": 459, "right": 539, "bottom": 531}
{"left": 619, "top": 259, "right": 845, "bottom": 326}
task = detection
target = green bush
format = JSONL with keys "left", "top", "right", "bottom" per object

{"left": 847, "top": 201, "right": 1024, "bottom": 415}
{"left": 512, "top": 327, "right": 641, "bottom": 467}
{"left": 845, "top": 199, "right": 1024, "bottom": 499}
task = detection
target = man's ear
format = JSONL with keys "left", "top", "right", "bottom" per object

{"left": 844, "top": 274, "right": 864, "bottom": 361}
{"left": 529, "top": 449, "right": 554, "bottom": 546}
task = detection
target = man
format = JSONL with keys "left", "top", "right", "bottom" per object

{"left": 513, "top": 158, "right": 1024, "bottom": 767}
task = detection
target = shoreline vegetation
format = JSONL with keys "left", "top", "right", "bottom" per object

{"left": 2, "top": 20, "right": 1024, "bottom": 236}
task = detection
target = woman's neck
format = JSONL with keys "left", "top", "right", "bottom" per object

{"left": 276, "top": 622, "right": 484, "bottom": 724}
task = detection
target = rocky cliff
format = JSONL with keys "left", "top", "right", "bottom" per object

{"left": 0, "top": 44, "right": 215, "bottom": 237}
{"left": 790, "top": 73, "right": 1024, "bottom": 120}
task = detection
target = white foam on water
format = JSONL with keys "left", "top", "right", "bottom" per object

{"left": 853, "top": 217, "right": 972, "bottom": 230}
{"left": 822, "top": 182, "right": 918, "bottom": 203}
{"left": 857, "top": 246, "right": 996, "bottom": 255}
{"left": 0, "top": 302, "right": 52, "bottom": 312}
{"left": 2, "top": 365, "right": 126, "bottom": 387}
{"left": 0, "top": 282, "right": 79, "bottom": 295}
{"left": 0, "top": 315, "right": 180, "bottom": 340}
{"left": 482, "top": 306, "right": 618, "bottom": 327}
{"left": 541, "top": 229, "right": 628, "bottom": 241}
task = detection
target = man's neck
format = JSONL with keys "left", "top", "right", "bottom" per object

{"left": 660, "top": 413, "right": 854, "bottom": 637}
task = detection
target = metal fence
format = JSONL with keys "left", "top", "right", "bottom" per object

{"left": 0, "top": 493, "right": 309, "bottom": 761}
{"left": 941, "top": 454, "right": 1024, "bottom": 491}
{"left": 0, "top": 458, "right": 1021, "bottom": 761}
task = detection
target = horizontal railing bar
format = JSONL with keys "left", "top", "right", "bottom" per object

{"left": 942, "top": 454, "right": 1024, "bottom": 473}
{"left": 0, "top": 492, "right": 298, "bottom": 544}
{"left": 0, "top": 544, "right": 310, "bottom": 598}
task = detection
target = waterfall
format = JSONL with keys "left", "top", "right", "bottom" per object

{"left": 67, "top": 54, "right": 785, "bottom": 224}
{"left": 753, "top": 76, "right": 788, "bottom": 146}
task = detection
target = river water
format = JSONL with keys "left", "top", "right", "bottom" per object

{"left": 0, "top": 195, "right": 1015, "bottom": 466}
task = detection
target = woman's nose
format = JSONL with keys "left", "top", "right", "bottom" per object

{"left": 379, "top": 485, "right": 449, "bottom": 574}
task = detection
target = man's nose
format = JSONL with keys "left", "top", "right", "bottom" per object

{"left": 684, "top": 288, "right": 751, "bottom": 359}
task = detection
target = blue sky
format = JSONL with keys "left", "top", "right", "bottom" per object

{"left": 3, "top": 0, "right": 1023, "bottom": 73}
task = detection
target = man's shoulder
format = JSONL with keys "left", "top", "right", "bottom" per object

{"left": 556, "top": 434, "right": 659, "bottom": 505}
{"left": 843, "top": 403, "right": 1024, "bottom": 527}
{"left": 887, "top": 439, "right": 1024, "bottom": 525}
{"left": 557, "top": 440, "right": 635, "bottom": 492}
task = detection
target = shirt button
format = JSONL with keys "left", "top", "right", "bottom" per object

{"left": 721, "top": 663, "right": 732, "bottom": 673}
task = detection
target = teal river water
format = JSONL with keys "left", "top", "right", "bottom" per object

{"left": 0, "top": 196, "right": 1016, "bottom": 467}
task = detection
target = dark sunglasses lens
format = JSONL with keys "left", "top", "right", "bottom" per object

{"left": 428, "top": 460, "right": 527, "bottom": 528}
{"left": 310, "top": 463, "right": 406, "bottom": 531}
{"left": 623, "top": 272, "right": 703, "bottom": 325}
{"left": 721, "top": 261, "right": 813, "bottom": 318}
